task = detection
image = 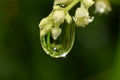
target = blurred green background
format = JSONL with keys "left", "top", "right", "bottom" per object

{"left": 0, "top": 0, "right": 120, "bottom": 80}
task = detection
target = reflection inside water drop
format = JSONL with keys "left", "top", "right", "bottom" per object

{"left": 40, "top": 22, "right": 75, "bottom": 58}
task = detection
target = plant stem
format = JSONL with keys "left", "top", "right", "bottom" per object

{"left": 65, "top": 0, "right": 80, "bottom": 11}
{"left": 47, "top": 32, "right": 51, "bottom": 47}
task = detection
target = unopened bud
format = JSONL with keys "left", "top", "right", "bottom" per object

{"left": 53, "top": 10, "right": 65, "bottom": 24}
{"left": 51, "top": 27, "right": 62, "bottom": 40}
{"left": 74, "top": 7, "right": 94, "bottom": 27}
{"left": 95, "top": 0, "right": 112, "bottom": 14}
{"left": 39, "top": 17, "right": 49, "bottom": 29}
{"left": 40, "top": 23, "right": 53, "bottom": 37}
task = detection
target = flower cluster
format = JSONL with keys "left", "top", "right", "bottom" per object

{"left": 39, "top": 0, "right": 112, "bottom": 58}
{"left": 39, "top": 0, "right": 112, "bottom": 40}
{"left": 39, "top": 5, "right": 72, "bottom": 40}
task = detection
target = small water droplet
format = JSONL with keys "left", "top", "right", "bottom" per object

{"left": 56, "top": 4, "right": 66, "bottom": 8}
{"left": 61, "top": 4, "right": 66, "bottom": 8}
{"left": 40, "top": 22, "right": 75, "bottom": 58}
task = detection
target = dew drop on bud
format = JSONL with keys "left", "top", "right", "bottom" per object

{"left": 40, "top": 22, "right": 75, "bottom": 58}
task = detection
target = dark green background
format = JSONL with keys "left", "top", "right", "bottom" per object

{"left": 0, "top": 0, "right": 120, "bottom": 80}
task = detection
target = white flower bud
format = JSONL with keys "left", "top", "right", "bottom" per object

{"left": 40, "top": 23, "right": 53, "bottom": 37}
{"left": 95, "top": 0, "right": 112, "bottom": 14}
{"left": 74, "top": 6, "right": 94, "bottom": 27}
{"left": 83, "top": 0, "right": 95, "bottom": 9}
{"left": 75, "top": 7, "right": 89, "bottom": 18}
{"left": 65, "top": 12, "right": 72, "bottom": 24}
{"left": 39, "top": 17, "right": 49, "bottom": 29}
{"left": 53, "top": 10, "right": 65, "bottom": 24}
{"left": 51, "top": 27, "right": 62, "bottom": 40}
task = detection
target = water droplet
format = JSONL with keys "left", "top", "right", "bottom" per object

{"left": 40, "top": 22, "right": 75, "bottom": 58}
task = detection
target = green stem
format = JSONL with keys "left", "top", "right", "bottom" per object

{"left": 65, "top": 0, "right": 80, "bottom": 11}
{"left": 47, "top": 32, "right": 51, "bottom": 47}
{"left": 42, "top": 37, "right": 47, "bottom": 47}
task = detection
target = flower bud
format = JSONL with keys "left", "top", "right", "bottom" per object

{"left": 83, "top": 0, "right": 95, "bottom": 9}
{"left": 40, "top": 23, "right": 53, "bottom": 37}
{"left": 53, "top": 10, "right": 65, "bottom": 24}
{"left": 95, "top": 0, "right": 112, "bottom": 14}
{"left": 39, "top": 17, "right": 49, "bottom": 29}
{"left": 51, "top": 27, "right": 62, "bottom": 40}
{"left": 74, "top": 6, "right": 94, "bottom": 27}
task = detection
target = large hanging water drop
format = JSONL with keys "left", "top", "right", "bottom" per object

{"left": 40, "top": 22, "right": 75, "bottom": 58}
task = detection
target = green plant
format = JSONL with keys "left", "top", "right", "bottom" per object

{"left": 39, "top": 0, "right": 111, "bottom": 58}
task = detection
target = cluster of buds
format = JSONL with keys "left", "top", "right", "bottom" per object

{"left": 39, "top": 0, "right": 112, "bottom": 58}
{"left": 39, "top": 0, "right": 112, "bottom": 40}
{"left": 39, "top": 5, "right": 72, "bottom": 40}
